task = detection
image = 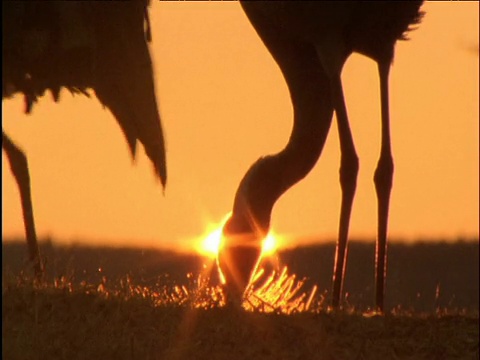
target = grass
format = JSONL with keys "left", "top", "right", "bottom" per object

{"left": 3, "top": 268, "right": 479, "bottom": 360}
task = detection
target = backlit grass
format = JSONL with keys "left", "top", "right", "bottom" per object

{"left": 3, "top": 267, "right": 479, "bottom": 360}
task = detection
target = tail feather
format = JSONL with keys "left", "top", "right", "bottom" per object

{"left": 2, "top": 1, "right": 167, "bottom": 187}
{"left": 91, "top": 2, "right": 167, "bottom": 187}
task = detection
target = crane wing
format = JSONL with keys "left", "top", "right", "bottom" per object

{"left": 2, "top": 1, "right": 167, "bottom": 187}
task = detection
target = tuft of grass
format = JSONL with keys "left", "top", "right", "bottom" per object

{"left": 245, "top": 266, "right": 326, "bottom": 314}
{"left": 3, "top": 271, "right": 479, "bottom": 360}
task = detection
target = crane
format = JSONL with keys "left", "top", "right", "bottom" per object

{"left": 219, "top": 1, "right": 424, "bottom": 312}
{"left": 2, "top": 1, "right": 166, "bottom": 279}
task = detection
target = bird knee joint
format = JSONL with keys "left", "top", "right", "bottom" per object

{"left": 374, "top": 158, "right": 394, "bottom": 191}
{"left": 339, "top": 155, "right": 359, "bottom": 190}
{"left": 7, "top": 148, "right": 30, "bottom": 182}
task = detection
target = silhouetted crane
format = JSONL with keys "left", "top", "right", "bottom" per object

{"left": 219, "top": 1, "right": 424, "bottom": 312}
{"left": 2, "top": 1, "right": 167, "bottom": 278}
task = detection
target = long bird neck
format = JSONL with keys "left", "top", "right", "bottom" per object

{"left": 225, "top": 102, "right": 333, "bottom": 239}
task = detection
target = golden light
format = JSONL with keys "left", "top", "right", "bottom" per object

{"left": 195, "top": 212, "right": 231, "bottom": 258}
{"left": 261, "top": 232, "right": 277, "bottom": 257}
{"left": 200, "top": 228, "right": 223, "bottom": 258}
{"left": 196, "top": 213, "right": 281, "bottom": 260}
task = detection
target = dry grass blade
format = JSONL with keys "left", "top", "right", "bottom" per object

{"left": 3, "top": 265, "right": 479, "bottom": 360}
{"left": 305, "top": 285, "right": 318, "bottom": 311}
{"left": 244, "top": 266, "right": 318, "bottom": 314}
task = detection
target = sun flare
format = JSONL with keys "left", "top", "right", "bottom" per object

{"left": 195, "top": 213, "right": 231, "bottom": 258}
{"left": 261, "top": 233, "right": 277, "bottom": 257}
{"left": 200, "top": 228, "right": 223, "bottom": 258}
{"left": 196, "top": 213, "right": 281, "bottom": 259}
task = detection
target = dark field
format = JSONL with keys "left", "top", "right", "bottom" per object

{"left": 3, "top": 239, "right": 479, "bottom": 359}
{"left": 3, "top": 239, "right": 478, "bottom": 312}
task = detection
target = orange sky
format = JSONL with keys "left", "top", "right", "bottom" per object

{"left": 2, "top": 2, "right": 479, "bottom": 251}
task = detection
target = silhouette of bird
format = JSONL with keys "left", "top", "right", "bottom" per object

{"left": 218, "top": 1, "right": 424, "bottom": 312}
{"left": 2, "top": 1, "right": 166, "bottom": 278}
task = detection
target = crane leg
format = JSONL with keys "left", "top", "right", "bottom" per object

{"left": 2, "top": 130, "right": 44, "bottom": 279}
{"left": 330, "top": 75, "right": 359, "bottom": 309}
{"left": 374, "top": 62, "right": 394, "bottom": 313}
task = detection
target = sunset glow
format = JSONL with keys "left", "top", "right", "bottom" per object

{"left": 261, "top": 233, "right": 278, "bottom": 257}
{"left": 198, "top": 227, "right": 223, "bottom": 258}
{"left": 196, "top": 214, "right": 281, "bottom": 259}
{"left": 195, "top": 213, "right": 231, "bottom": 258}
{"left": 2, "top": 3, "right": 478, "bottom": 249}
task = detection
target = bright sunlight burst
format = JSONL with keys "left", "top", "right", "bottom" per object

{"left": 195, "top": 213, "right": 231, "bottom": 258}
{"left": 201, "top": 227, "right": 223, "bottom": 258}
{"left": 261, "top": 233, "right": 277, "bottom": 257}
{"left": 196, "top": 213, "right": 281, "bottom": 259}
{"left": 193, "top": 214, "right": 319, "bottom": 313}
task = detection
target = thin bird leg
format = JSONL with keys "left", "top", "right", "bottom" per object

{"left": 2, "top": 130, "right": 44, "bottom": 279}
{"left": 373, "top": 61, "right": 394, "bottom": 313}
{"left": 330, "top": 74, "right": 359, "bottom": 309}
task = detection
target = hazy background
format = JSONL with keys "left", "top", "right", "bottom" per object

{"left": 2, "top": 2, "right": 478, "bottom": 251}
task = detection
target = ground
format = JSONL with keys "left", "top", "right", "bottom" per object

{"left": 2, "top": 240, "right": 479, "bottom": 359}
